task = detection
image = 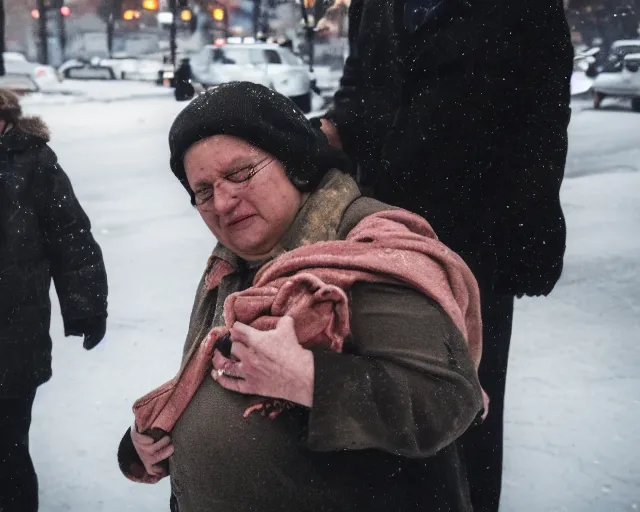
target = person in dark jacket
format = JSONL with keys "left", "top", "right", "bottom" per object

{"left": 174, "top": 58, "right": 195, "bottom": 102}
{"left": 317, "top": 1, "right": 573, "bottom": 511}
{"left": 0, "top": 89, "right": 108, "bottom": 511}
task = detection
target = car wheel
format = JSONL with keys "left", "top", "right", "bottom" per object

{"left": 593, "top": 92, "right": 605, "bottom": 109}
{"left": 631, "top": 98, "right": 640, "bottom": 112}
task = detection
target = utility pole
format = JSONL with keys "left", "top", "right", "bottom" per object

{"left": 0, "top": 0, "right": 5, "bottom": 76}
{"left": 170, "top": 0, "right": 177, "bottom": 68}
{"left": 36, "top": 0, "right": 49, "bottom": 64}
{"left": 107, "top": 0, "right": 115, "bottom": 59}
{"left": 253, "top": 0, "right": 261, "bottom": 38}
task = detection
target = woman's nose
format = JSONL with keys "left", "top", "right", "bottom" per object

{"left": 212, "top": 184, "right": 240, "bottom": 214}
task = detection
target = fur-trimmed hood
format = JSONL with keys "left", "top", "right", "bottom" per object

{"left": 14, "top": 115, "right": 51, "bottom": 142}
{"left": 0, "top": 115, "right": 50, "bottom": 153}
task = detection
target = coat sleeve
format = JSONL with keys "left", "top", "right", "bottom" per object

{"left": 32, "top": 146, "right": 108, "bottom": 335}
{"left": 322, "top": 0, "right": 365, "bottom": 158}
{"left": 491, "top": 1, "right": 573, "bottom": 296}
{"left": 305, "top": 282, "right": 483, "bottom": 458}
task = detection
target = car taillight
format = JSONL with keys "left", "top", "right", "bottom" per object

{"left": 35, "top": 67, "right": 48, "bottom": 77}
{"left": 214, "top": 38, "right": 226, "bottom": 47}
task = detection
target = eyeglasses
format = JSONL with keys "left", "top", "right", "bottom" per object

{"left": 192, "top": 157, "right": 274, "bottom": 208}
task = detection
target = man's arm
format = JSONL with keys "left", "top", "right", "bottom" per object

{"left": 322, "top": 0, "right": 365, "bottom": 156}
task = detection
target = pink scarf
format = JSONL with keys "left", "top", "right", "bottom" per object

{"left": 130, "top": 209, "right": 482, "bottom": 481}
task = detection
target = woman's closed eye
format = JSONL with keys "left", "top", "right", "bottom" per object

{"left": 224, "top": 166, "right": 256, "bottom": 184}
{"left": 194, "top": 186, "right": 214, "bottom": 205}
{"left": 224, "top": 158, "right": 274, "bottom": 184}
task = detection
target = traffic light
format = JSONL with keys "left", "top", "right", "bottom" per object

{"left": 142, "top": 0, "right": 159, "bottom": 10}
{"left": 123, "top": 9, "right": 141, "bottom": 20}
{"left": 212, "top": 7, "right": 225, "bottom": 21}
{"left": 30, "top": 4, "right": 71, "bottom": 19}
{"left": 180, "top": 9, "right": 193, "bottom": 22}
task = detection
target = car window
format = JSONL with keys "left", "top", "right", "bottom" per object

{"left": 213, "top": 48, "right": 252, "bottom": 65}
{"left": 613, "top": 45, "right": 640, "bottom": 57}
{"left": 279, "top": 50, "right": 303, "bottom": 66}
{"left": 263, "top": 50, "right": 282, "bottom": 65}
{"left": 248, "top": 49, "right": 266, "bottom": 65}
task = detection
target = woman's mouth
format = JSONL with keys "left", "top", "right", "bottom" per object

{"left": 227, "top": 214, "right": 256, "bottom": 229}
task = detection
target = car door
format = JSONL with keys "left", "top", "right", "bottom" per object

{"left": 262, "top": 49, "right": 288, "bottom": 84}
{"left": 217, "top": 47, "right": 268, "bottom": 86}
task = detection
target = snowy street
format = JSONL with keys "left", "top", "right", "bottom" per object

{"left": 19, "top": 96, "right": 640, "bottom": 512}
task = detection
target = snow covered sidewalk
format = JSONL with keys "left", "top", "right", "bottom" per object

{"left": 20, "top": 79, "right": 174, "bottom": 107}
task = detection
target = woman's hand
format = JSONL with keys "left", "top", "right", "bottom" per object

{"left": 320, "top": 119, "right": 342, "bottom": 149}
{"left": 130, "top": 427, "right": 174, "bottom": 478}
{"left": 211, "top": 316, "right": 315, "bottom": 407}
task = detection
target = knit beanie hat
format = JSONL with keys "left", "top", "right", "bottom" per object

{"left": 0, "top": 88, "right": 22, "bottom": 122}
{"left": 169, "top": 82, "right": 350, "bottom": 203}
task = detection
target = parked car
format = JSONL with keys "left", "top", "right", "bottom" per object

{"left": 586, "top": 40, "right": 640, "bottom": 77}
{"left": 99, "top": 53, "right": 168, "bottom": 81}
{"left": 59, "top": 54, "right": 169, "bottom": 82}
{"left": 592, "top": 53, "right": 640, "bottom": 112}
{"left": 3, "top": 52, "right": 61, "bottom": 89}
{"left": 189, "top": 41, "right": 312, "bottom": 113}
{"left": 59, "top": 58, "right": 116, "bottom": 80}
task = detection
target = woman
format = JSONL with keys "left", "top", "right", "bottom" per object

{"left": 118, "top": 82, "right": 483, "bottom": 512}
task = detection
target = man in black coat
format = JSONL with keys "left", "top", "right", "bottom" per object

{"left": 0, "top": 89, "right": 108, "bottom": 511}
{"left": 318, "top": 1, "right": 573, "bottom": 511}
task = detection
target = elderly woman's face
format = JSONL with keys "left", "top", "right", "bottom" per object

{"left": 184, "top": 135, "right": 305, "bottom": 260}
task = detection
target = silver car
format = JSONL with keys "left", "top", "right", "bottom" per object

{"left": 190, "top": 42, "right": 312, "bottom": 113}
{"left": 3, "top": 52, "right": 61, "bottom": 89}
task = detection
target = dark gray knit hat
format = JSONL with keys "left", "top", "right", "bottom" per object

{"left": 168, "top": 82, "right": 350, "bottom": 202}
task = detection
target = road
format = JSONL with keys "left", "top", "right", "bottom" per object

{"left": 19, "top": 96, "right": 640, "bottom": 512}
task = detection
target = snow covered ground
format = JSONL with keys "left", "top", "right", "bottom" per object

{"left": 18, "top": 97, "right": 640, "bottom": 511}
{"left": 20, "top": 80, "right": 175, "bottom": 106}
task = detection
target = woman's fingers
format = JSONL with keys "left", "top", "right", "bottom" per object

{"left": 230, "top": 321, "right": 261, "bottom": 345}
{"left": 150, "top": 442, "right": 175, "bottom": 466}
{"left": 276, "top": 315, "right": 295, "bottom": 332}
{"left": 131, "top": 428, "right": 155, "bottom": 446}
{"left": 149, "top": 464, "right": 168, "bottom": 478}
{"left": 230, "top": 341, "right": 251, "bottom": 361}
{"left": 213, "top": 371, "right": 250, "bottom": 394}
{"left": 212, "top": 349, "right": 235, "bottom": 372}
{"left": 150, "top": 435, "right": 172, "bottom": 452}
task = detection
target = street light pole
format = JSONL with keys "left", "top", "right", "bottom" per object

{"left": 55, "top": 0, "right": 67, "bottom": 61}
{"left": 170, "top": 0, "right": 177, "bottom": 68}
{"left": 36, "top": 0, "right": 49, "bottom": 64}
{"left": 0, "top": 0, "right": 5, "bottom": 76}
